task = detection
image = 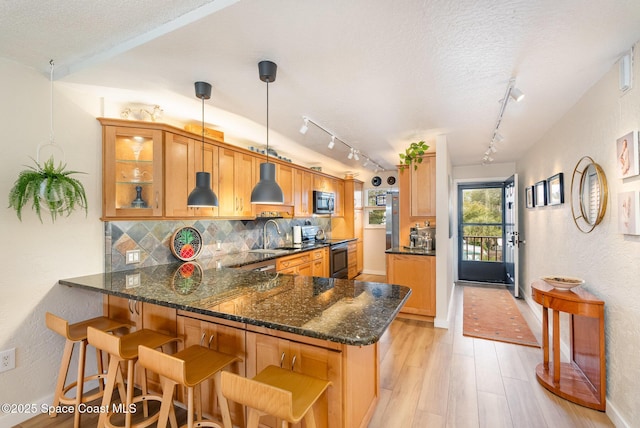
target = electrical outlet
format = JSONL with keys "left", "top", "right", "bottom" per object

{"left": 0, "top": 348, "right": 16, "bottom": 373}
{"left": 126, "top": 250, "right": 141, "bottom": 264}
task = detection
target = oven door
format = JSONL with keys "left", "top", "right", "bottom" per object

{"left": 330, "top": 243, "right": 349, "bottom": 279}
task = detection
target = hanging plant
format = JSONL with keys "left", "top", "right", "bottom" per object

{"left": 8, "top": 157, "right": 87, "bottom": 223}
{"left": 399, "top": 141, "right": 430, "bottom": 170}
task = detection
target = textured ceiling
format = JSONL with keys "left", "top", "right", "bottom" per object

{"left": 2, "top": 0, "right": 640, "bottom": 176}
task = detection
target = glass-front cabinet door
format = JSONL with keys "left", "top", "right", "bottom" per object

{"left": 103, "top": 126, "right": 163, "bottom": 218}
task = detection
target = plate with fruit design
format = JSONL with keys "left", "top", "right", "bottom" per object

{"left": 170, "top": 227, "right": 203, "bottom": 261}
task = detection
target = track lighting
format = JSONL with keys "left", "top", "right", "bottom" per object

{"left": 299, "top": 117, "right": 309, "bottom": 134}
{"left": 509, "top": 86, "right": 525, "bottom": 102}
{"left": 363, "top": 158, "right": 369, "bottom": 167}
{"left": 482, "top": 78, "right": 523, "bottom": 164}
{"left": 299, "top": 116, "right": 385, "bottom": 170}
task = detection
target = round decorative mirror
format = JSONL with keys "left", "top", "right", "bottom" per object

{"left": 570, "top": 156, "right": 608, "bottom": 233}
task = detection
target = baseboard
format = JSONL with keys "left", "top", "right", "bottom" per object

{"left": 0, "top": 392, "right": 54, "bottom": 426}
{"left": 606, "top": 398, "right": 630, "bottom": 428}
{"left": 434, "top": 282, "right": 456, "bottom": 329}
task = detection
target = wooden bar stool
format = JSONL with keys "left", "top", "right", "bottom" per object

{"left": 46, "top": 312, "right": 132, "bottom": 428}
{"left": 137, "top": 344, "right": 241, "bottom": 428}
{"left": 87, "top": 326, "right": 180, "bottom": 428}
{"left": 221, "top": 365, "right": 331, "bottom": 428}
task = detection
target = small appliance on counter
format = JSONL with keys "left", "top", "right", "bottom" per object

{"left": 408, "top": 222, "right": 436, "bottom": 251}
{"left": 292, "top": 225, "right": 302, "bottom": 245}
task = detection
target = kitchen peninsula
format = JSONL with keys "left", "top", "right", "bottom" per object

{"left": 59, "top": 263, "right": 410, "bottom": 428}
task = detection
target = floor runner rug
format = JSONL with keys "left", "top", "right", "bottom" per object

{"left": 463, "top": 286, "right": 539, "bottom": 347}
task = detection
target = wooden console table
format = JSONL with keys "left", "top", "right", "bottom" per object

{"left": 531, "top": 281, "right": 605, "bottom": 411}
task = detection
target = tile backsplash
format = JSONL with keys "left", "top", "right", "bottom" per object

{"left": 105, "top": 218, "right": 331, "bottom": 272}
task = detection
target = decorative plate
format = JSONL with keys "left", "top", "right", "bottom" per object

{"left": 541, "top": 276, "right": 585, "bottom": 291}
{"left": 371, "top": 176, "right": 382, "bottom": 186}
{"left": 171, "top": 262, "right": 203, "bottom": 295}
{"left": 170, "top": 227, "right": 203, "bottom": 261}
{"left": 387, "top": 176, "right": 396, "bottom": 185}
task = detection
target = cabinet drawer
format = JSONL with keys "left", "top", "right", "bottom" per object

{"left": 277, "top": 253, "right": 312, "bottom": 270}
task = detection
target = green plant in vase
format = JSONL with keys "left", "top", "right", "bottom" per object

{"left": 399, "top": 140, "right": 430, "bottom": 170}
{"left": 8, "top": 156, "right": 88, "bottom": 222}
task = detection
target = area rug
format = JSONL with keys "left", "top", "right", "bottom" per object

{"left": 463, "top": 286, "right": 539, "bottom": 347}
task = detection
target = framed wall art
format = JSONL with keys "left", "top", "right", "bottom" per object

{"left": 547, "top": 173, "right": 564, "bottom": 205}
{"left": 616, "top": 130, "right": 639, "bottom": 178}
{"left": 534, "top": 180, "right": 547, "bottom": 207}
{"left": 526, "top": 186, "right": 534, "bottom": 208}
{"left": 618, "top": 191, "right": 640, "bottom": 235}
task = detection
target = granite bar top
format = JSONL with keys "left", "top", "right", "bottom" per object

{"left": 385, "top": 246, "right": 436, "bottom": 256}
{"left": 59, "top": 261, "right": 410, "bottom": 346}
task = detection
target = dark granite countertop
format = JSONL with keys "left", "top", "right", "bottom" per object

{"left": 385, "top": 247, "right": 436, "bottom": 256}
{"left": 59, "top": 261, "right": 410, "bottom": 346}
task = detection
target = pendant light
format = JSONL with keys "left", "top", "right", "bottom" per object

{"left": 187, "top": 81, "right": 218, "bottom": 207}
{"left": 251, "top": 60, "right": 284, "bottom": 204}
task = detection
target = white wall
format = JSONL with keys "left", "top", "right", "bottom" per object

{"left": 517, "top": 45, "right": 640, "bottom": 427}
{"left": 0, "top": 60, "right": 104, "bottom": 425}
{"left": 360, "top": 170, "right": 399, "bottom": 275}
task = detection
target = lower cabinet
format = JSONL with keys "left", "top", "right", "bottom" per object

{"left": 386, "top": 253, "right": 436, "bottom": 318}
{"left": 276, "top": 251, "right": 313, "bottom": 275}
{"left": 245, "top": 330, "right": 343, "bottom": 428}
{"left": 311, "top": 247, "right": 329, "bottom": 277}
{"left": 105, "top": 300, "right": 380, "bottom": 428}
{"left": 347, "top": 241, "right": 358, "bottom": 279}
{"left": 177, "top": 314, "right": 246, "bottom": 426}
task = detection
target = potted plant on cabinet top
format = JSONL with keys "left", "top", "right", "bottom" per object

{"left": 399, "top": 140, "right": 430, "bottom": 170}
{"left": 8, "top": 157, "right": 88, "bottom": 223}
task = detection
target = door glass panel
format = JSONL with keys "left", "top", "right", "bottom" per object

{"left": 460, "top": 187, "right": 503, "bottom": 262}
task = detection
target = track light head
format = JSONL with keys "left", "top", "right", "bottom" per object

{"left": 299, "top": 117, "right": 309, "bottom": 134}
{"left": 347, "top": 148, "right": 354, "bottom": 160}
{"left": 509, "top": 86, "right": 524, "bottom": 102}
{"left": 328, "top": 136, "right": 335, "bottom": 149}
{"left": 490, "top": 145, "right": 497, "bottom": 153}
{"left": 353, "top": 151, "right": 359, "bottom": 161}
{"left": 494, "top": 132, "right": 504, "bottom": 143}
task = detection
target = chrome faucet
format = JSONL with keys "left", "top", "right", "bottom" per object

{"left": 263, "top": 219, "right": 282, "bottom": 249}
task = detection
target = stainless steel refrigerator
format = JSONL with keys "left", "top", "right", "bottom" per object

{"left": 385, "top": 190, "right": 399, "bottom": 250}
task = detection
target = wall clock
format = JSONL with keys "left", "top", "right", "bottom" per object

{"left": 371, "top": 176, "right": 382, "bottom": 186}
{"left": 387, "top": 176, "right": 396, "bottom": 185}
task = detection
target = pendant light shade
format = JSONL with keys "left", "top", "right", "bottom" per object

{"left": 187, "top": 81, "right": 218, "bottom": 207}
{"left": 251, "top": 60, "right": 284, "bottom": 204}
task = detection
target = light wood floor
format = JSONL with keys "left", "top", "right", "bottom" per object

{"left": 367, "top": 282, "right": 614, "bottom": 428}
{"left": 16, "top": 278, "right": 614, "bottom": 428}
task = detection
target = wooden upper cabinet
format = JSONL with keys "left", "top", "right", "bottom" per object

{"left": 294, "top": 168, "right": 312, "bottom": 217}
{"left": 276, "top": 163, "right": 294, "bottom": 206}
{"left": 103, "top": 125, "right": 163, "bottom": 218}
{"left": 410, "top": 153, "right": 436, "bottom": 217}
{"left": 164, "top": 133, "right": 219, "bottom": 217}
{"left": 332, "top": 179, "right": 344, "bottom": 217}
{"left": 313, "top": 175, "right": 330, "bottom": 192}
{"left": 218, "top": 147, "right": 256, "bottom": 217}
{"left": 354, "top": 180, "right": 363, "bottom": 209}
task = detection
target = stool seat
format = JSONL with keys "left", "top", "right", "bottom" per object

{"left": 138, "top": 345, "right": 240, "bottom": 428}
{"left": 87, "top": 326, "right": 180, "bottom": 428}
{"left": 46, "top": 313, "right": 132, "bottom": 428}
{"left": 222, "top": 365, "right": 331, "bottom": 428}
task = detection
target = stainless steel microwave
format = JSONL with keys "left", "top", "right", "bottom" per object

{"left": 313, "top": 191, "right": 335, "bottom": 214}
